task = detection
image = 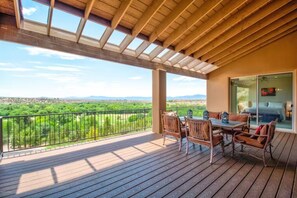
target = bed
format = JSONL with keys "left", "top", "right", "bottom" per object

{"left": 242, "top": 102, "right": 285, "bottom": 122}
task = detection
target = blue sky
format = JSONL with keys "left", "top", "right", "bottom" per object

{"left": 0, "top": 1, "right": 206, "bottom": 98}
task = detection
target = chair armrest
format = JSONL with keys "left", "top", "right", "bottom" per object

{"left": 234, "top": 131, "right": 245, "bottom": 136}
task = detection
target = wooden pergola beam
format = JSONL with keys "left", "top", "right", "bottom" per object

{"left": 99, "top": 27, "right": 113, "bottom": 48}
{"left": 163, "top": 0, "right": 222, "bottom": 48}
{"left": 132, "top": 0, "right": 166, "bottom": 37}
{"left": 135, "top": 41, "right": 150, "bottom": 57}
{"left": 175, "top": 0, "right": 247, "bottom": 52}
{"left": 13, "top": 0, "right": 21, "bottom": 28}
{"left": 170, "top": 54, "right": 185, "bottom": 66}
{"left": 76, "top": 0, "right": 95, "bottom": 42}
{"left": 149, "top": 46, "right": 164, "bottom": 60}
{"left": 47, "top": 0, "right": 55, "bottom": 35}
{"left": 209, "top": 13, "right": 297, "bottom": 63}
{"left": 160, "top": 50, "right": 176, "bottom": 63}
{"left": 216, "top": 21, "right": 297, "bottom": 65}
{"left": 199, "top": 0, "right": 295, "bottom": 61}
{"left": 34, "top": 0, "right": 174, "bottom": 51}
{"left": 218, "top": 26, "right": 297, "bottom": 67}
{"left": 0, "top": 14, "right": 206, "bottom": 79}
{"left": 119, "top": 35, "right": 134, "bottom": 53}
{"left": 149, "top": 0, "right": 195, "bottom": 42}
{"left": 111, "top": 0, "right": 133, "bottom": 29}
{"left": 185, "top": 0, "right": 269, "bottom": 56}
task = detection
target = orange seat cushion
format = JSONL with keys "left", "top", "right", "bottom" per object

{"left": 234, "top": 134, "right": 264, "bottom": 148}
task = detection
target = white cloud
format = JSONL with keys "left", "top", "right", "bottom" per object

{"left": 22, "top": 7, "right": 37, "bottom": 16}
{"left": 0, "top": 62, "right": 12, "bottom": 66}
{"left": 0, "top": 67, "right": 33, "bottom": 71}
{"left": 129, "top": 76, "right": 142, "bottom": 80}
{"left": 172, "top": 76, "right": 196, "bottom": 81}
{"left": 34, "top": 66, "right": 81, "bottom": 72}
{"left": 34, "top": 73, "right": 80, "bottom": 83}
{"left": 26, "top": 61, "right": 42, "bottom": 64}
{"left": 13, "top": 73, "right": 80, "bottom": 83}
{"left": 22, "top": 47, "right": 85, "bottom": 60}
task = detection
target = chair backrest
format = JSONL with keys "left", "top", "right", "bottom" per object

{"left": 229, "top": 113, "right": 250, "bottom": 131}
{"left": 229, "top": 114, "right": 249, "bottom": 122}
{"left": 161, "top": 114, "right": 181, "bottom": 134}
{"left": 186, "top": 119, "right": 212, "bottom": 141}
{"left": 208, "top": 111, "right": 221, "bottom": 119}
{"left": 267, "top": 121, "right": 276, "bottom": 142}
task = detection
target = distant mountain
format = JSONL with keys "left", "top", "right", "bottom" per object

{"left": 65, "top": 94, "right": 206, "bottom": 101}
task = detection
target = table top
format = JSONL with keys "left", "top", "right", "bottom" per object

{"left": 180, "top": 116, "right": 245, "bottom": 129}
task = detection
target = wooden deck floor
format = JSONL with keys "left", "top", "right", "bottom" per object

{"left": 0, "top": 131, "right": 297, "bottom": 198}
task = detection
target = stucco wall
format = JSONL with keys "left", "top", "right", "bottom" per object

{"left": 207, "top": 31, "right": 297, "bottom": 129}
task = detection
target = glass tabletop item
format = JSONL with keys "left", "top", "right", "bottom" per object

{"left": 221, "top": 111, "right": 229, "bottom": 123}
{"left": 187, "top": 109, "right": 193, "bottom": 118}
{"left": 203, "top": 110, "right": 209, "bottom": 120}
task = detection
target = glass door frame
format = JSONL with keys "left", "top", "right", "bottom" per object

{"left": 230, "top": 71, "right": 295, "bottom": 132}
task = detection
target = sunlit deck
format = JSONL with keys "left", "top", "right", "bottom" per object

{"left": 0, "top": 131, "right": 297, "bottom": 197}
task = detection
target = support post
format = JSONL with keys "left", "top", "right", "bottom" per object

{"left": 152, "top": 69, "right": 167, "bottom": 133}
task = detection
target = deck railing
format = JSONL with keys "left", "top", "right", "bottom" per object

{"left": 0, "top": 105, "right": 205, "bottom": 154}
{"left": 0, "top": 109, "right": 152, "bottom": 153}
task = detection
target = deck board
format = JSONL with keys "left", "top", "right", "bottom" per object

{"left": 276, "top": 135, "right": 297, "bottom": 197}
{"left": 0, "top": 131, "right": 296, "bottom": 198}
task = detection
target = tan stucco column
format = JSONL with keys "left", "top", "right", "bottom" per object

{"left": 152, "top": 69, "right": 166, "bottom": 133}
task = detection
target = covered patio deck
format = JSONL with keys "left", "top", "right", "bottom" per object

{"left": 1, "top": 131, "right": 296, "bottom": 197}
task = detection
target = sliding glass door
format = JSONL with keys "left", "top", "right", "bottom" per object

{"left": 231, "top": 73, "right": 293, "bottom": 130}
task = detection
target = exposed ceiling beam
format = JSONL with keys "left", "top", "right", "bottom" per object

{"left": 160, "top": 50, "right": 176, "bottom": 63}
{"left": 47, "top": 0, "right": 55, "bottom": 35}
{"left": 0, "top": 14, "right": 206, "bottom": 79}
{"left": 148, "top": 46, "right": 164, "bottom": 60}
{"left": 175, "top": 0, "right": 247, "bottom": 52}
{"left": 76, "top": 0, "right": 95, "bottom": 42}
{"left": 198, "top": 0, "right": 295, "bottom": 61}
{"left": 132, "top": 0, "right": 166, "bottom": 37}
{"left": 187, "top": 59, "right": 202, "bottom": 69}
{"left": 185, "top": 0, "right": 269, "bottom": 56}
{"left": 34, "top": 0, "right": 176, "bottom": 51}
{"left": 111, "top": 0, "right": 133, "bottom": 29}
{"left": 163, "top": 0, "right": 222, "bottom": 48}
{"left": 209, "top": 12, "right": 297, "bottom": 63}
{"left": 119, "top": 35, "right": 134, "bottom": 53}
{"left": 170, "top": 54, "right": 185, "bottom": 65}
{"left": 13, "top": 0, "right": 21, "bottom": 28}
{"left": 149, "top": 0, "right": 195, "bottom": 42}
{"left": 99, "top": 27, "right": 113, "bottom": 48}
{"left": 135, "top": 41, "right": 150, "bottom": 57}
{"left": 216, "top": 20, "right": 297, "bottom": 65}
{"left": 217, "top": 26, "right": 297, "bottom": 67}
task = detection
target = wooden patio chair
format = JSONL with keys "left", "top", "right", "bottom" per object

{"left": 208, "top": 111, "right": 221, "bottom": 119}
{"left": 185, "top": 118, "right": 224, "bottom": 164}
{"left": 233, "top": 121, "right": 276, "bottom": 166}
{"left": 224, "top": 113, "right": 251, "bottom": 134}
{"left": 161, "top": 113, "right": 187, "bottom": 151}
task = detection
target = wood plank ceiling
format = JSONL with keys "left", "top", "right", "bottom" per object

{"left": 0, "top": 0, "right": 296, "bottom": 76}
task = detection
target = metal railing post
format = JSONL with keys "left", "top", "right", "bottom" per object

{"left": 94, "top": 113, "right": 96, "bottom": 140}
{"left": 0, "top": 117, "right": 3, "bottom": 159}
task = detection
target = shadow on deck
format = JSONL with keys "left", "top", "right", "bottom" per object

{"left": 0, "top": 131, "right": 296, "bottom": 197}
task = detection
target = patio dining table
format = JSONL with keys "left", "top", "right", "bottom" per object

{"left": 180, "top": 116, "right": 246, "bottom": 130}
{"left": 180, "top": 116, "right": 246, "bottom": 150}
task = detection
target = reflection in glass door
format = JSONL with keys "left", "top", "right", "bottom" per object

{"left": 231, "top": 73, "right": 293, "bottom": 130}
{"left": 258, "top": 73, "right": 293, "bottom": 129}
{"left": 230, "top": 76, "right": 257, "bottom": 126}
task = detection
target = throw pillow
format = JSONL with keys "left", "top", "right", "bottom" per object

{"left": 255, "top": 124, "right": 264, "bottom": 135}
{"left": 257, "top": 124, "right": 268, "bottom": 144}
